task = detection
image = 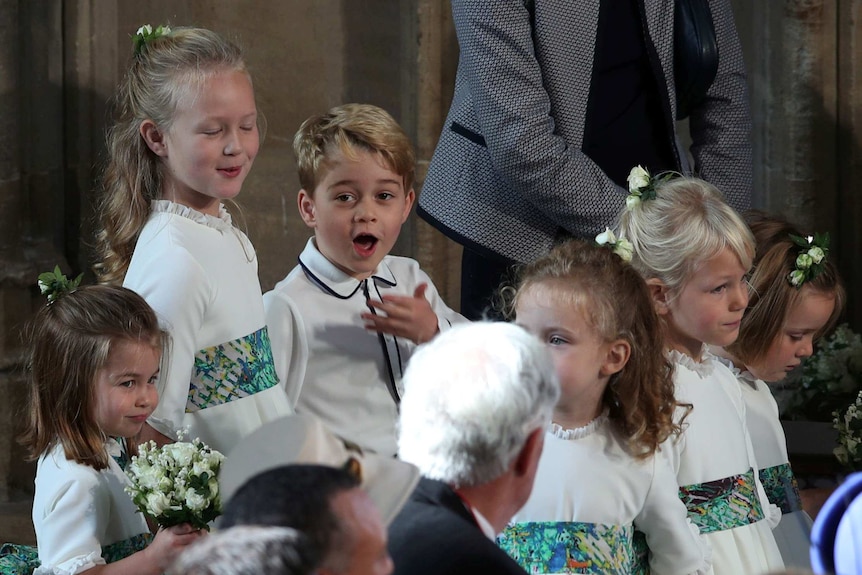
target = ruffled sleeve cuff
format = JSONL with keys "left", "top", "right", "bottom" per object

{"left": 34, "top": 551, "right": 105, "bottom": 575}
{"left": 686, "top": 518, "right": 713, "bottom": 575}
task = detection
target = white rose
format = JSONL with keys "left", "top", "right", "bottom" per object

{"left": 164, "top": 442, "right": 196, "bottom": 467}
{"left": 145, "top": 491, "right": 172, "bottom": 516}
{"left": 136, "top": 24, "right": 152, "bottom": 36}
{"left": 807, "top": 246, "right": 825, "bottom": 264}
{"left": 789, "top": 270, "right": 805, "bottom": 287}
{"left": 614, "top": 239, "right": 634, "bottom": 263}
{"left": 137, "top": 465, "right": 165, "bottom": 490}
{"left": 185, "top": 489, "right": 207, "bottom": 512}
{"left": 595, "top": 227, "right": 616, "bottom": 246}
{"left": 796, "top": 253, "right": 813, "bottom": 270}
{"left": 625, "top": 195, "right": 641, "bottom": 211}
{"left": 208, "top": 477, "right": 219, "bottom": 498}
{"left": 627, "top": 165, "right": 650, "bottom": 192}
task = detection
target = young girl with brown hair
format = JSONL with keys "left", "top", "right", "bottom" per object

{"left": 21, "top": 282, "right": 202, "bottom": 574}
{"left": 497, "top": 240, "right": 710, "bottom": 575}
{"left": 715, "top": 212, "right": 845, "bottom": 568}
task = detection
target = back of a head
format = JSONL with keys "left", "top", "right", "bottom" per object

{"left": 728, "top": 211, "right": 845, "bottom": 366}
{"left": 293, "top": 103, "right": 415, "bottom": 193}
{"left": 168, "top": 525, "right": 318, "bottom": 575}
{"left": 220, "top": 464, "right": 359, "bottom": 570}
{"left": 21, "top": 284, "right": 163, "bottom": 469}
{"left": 97, "top": 25, "right": 249, "bottom": 285}
{"left": 617, "top": 175, "right": 754, "bottom": 293}
{"left": 397, "top": 322, "right": 559, "bottom": 487}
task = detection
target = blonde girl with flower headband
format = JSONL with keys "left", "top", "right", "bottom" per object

{"left": 713, "top": 212, "right": 845, "bottom": 569}
{"left": 93, "top": 25, "right": 292, "bottom": 455}
{"left": 497, "top": 240, "right": 711, "bottom": 575}
{"left": 617, "top": 169, "right": 785, "bottom": 574}
{"left": 14, "top": 281, "right": 203, "bottom": 574}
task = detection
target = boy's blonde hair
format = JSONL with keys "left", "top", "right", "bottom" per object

{"left": 618, "top": 176, "right": 754, "bottom": 295}
{"left": 95, "top": 26, "right": 252, "bottom": 285}
{"left": 501, "top": 240, "right": 690, "bottom": 458}
{"left": 293, "top": 103, "right": 415, "bottom": 193}
{"left": 727, "top": 211, "right": 845, "bottom": 366}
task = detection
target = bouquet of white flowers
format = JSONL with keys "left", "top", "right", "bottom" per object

{"left": 125, "top": 437, "right": 224, "bottom": 530}
{"left": 780, "top": 323, "right": 862, "bottom": 422}
{"left": 834, "top": 390, "right": 862, "bottom": 471}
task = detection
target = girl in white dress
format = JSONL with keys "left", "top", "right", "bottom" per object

{"left": 21, "top": 280, "right": 202, "bottom": 574}
{"left": 715, "top": 213, "right": 845, "bottom": 568}
{"left": 94, "top": 25, "right": 293, "bottom": 455}
{"left": 617, "top": 169, "right": 785, "bottom": 575}
{"left": 497, "top": 240, "right": 711, "bottom": 575}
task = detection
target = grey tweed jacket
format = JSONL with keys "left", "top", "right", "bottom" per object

{"left": 418, "top": 0, "right": 753, "bottom": 264}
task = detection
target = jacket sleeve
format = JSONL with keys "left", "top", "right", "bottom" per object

{"left": 687, "top": 0, "right": 753, "bottom": 212}
{"left": 451, "top": 0, "right": 627, "bottom": 237}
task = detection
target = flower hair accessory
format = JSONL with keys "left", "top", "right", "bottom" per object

{"left": 133, "top": 24, "right": 171, "bottom": 56}
{"left": 595, "top": 227, "right": 634, "bottom": 263}
{"left": 37, "top": 265, "right": 83, "bottom": 304}
{"left": 625, "top": 165, "right": 672, "bottom": 210}
{"left": 788, "top": 232, "right": 830, "bottom": 288}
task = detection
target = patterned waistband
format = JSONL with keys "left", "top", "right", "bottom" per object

{"left": 759, "top": 462, "right": 803, "bottom": 514}
{"left": 679, "top": 467, "right": 765, "bottom": 534}
{"left": 497, "top": 521, "right": 648, "bottom": 575}
{"left": 187, "top": 325, "right": 280, "bottom": 412}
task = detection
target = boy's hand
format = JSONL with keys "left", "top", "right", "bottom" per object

{"left": 362, "top": 283, "right": 439, "bottom": 344}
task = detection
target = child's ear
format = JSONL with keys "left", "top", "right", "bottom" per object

{"left": 647, "top": 278, "right": 671, "bottom": 316}
{"left": 297, "top": 190, "right": 317, "bottom": 229}
{"left": 140, "top": 120, "right": 167, "bottom": 157}
{"left": 600, "top": 339, "right": 631, "bottom": 377}
{"left": 401, "top": 188, "right": 416, "bottom": 222}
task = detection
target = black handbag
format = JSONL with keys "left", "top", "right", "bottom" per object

{"left": 674, "top": 0, "right": 719, "bottom": 120}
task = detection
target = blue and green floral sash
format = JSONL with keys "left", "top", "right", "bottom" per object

{"left": 759, "top": 463, "right": 803, "bottom": 515}
{"left": 678, "top": 467, "right": 764, "bottom": 533}
{"left": 497, "top": 521, "right": 649, "bottom": 575}
{"left": 187, "top": 326, "right": 279, "bottom": 412}
{"left": 0, "top": 533, "right": 151, "bottom": 575}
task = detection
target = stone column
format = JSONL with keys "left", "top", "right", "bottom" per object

{"left": 414, "top": 0, "right": 461, "bottom": 308}
{"left": 733, "top": 0, "right": 858, "bottom": 328}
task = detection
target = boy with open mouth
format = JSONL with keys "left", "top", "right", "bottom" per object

{"left": 264, "top": 103, "right": 466, "bottom": 457}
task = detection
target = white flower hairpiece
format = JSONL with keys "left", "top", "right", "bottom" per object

{"left": 133, "top": 24, "right": 172, "bottom": 56}
{"left": 625, "top": 165, "right": 672, "bottom": 210}
{"left": 787, "top": 232, "right": 830, "bottom": 288}
{"left": 37, "top": 265, "right": 83, "bottom": 305}
{"left": 595, "top": 227, "right": 634, "bottom": 263}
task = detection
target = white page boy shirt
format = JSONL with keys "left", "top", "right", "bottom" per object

{"left": 264, "top": 238, "right": 466, "bottom": 456}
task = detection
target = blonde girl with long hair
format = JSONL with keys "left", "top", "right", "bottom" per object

{"left": 94, "top": 25, "right": 292, "bottom": 455}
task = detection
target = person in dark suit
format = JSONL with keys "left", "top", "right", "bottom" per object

{"left": 388, "top": 322, "right": 560, "bottom": 575}
{"left": 419, "top": 0, "right": 753, "bottom": 319}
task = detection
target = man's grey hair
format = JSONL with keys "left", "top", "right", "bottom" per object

{"left": 397, "top": 322, "right": 559, "bottom": 486}
{"left": 168, "top": 526, "right": 318, "bottom": 575}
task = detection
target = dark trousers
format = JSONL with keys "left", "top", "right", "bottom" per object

{"left": 460, "top": 246, "right": 518, "bottom": 321}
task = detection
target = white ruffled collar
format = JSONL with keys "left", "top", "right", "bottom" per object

{"left": 549, "top": 411, "right": 608, "bottom": 440}
{"left": 666, "top": 347, "right": 722, "bottom": 378}
{"left": 711, "top": 354, "right": 760, "bottom": 388}
{"left": 151, "top": 199, "right": 233, "bottom": 232}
